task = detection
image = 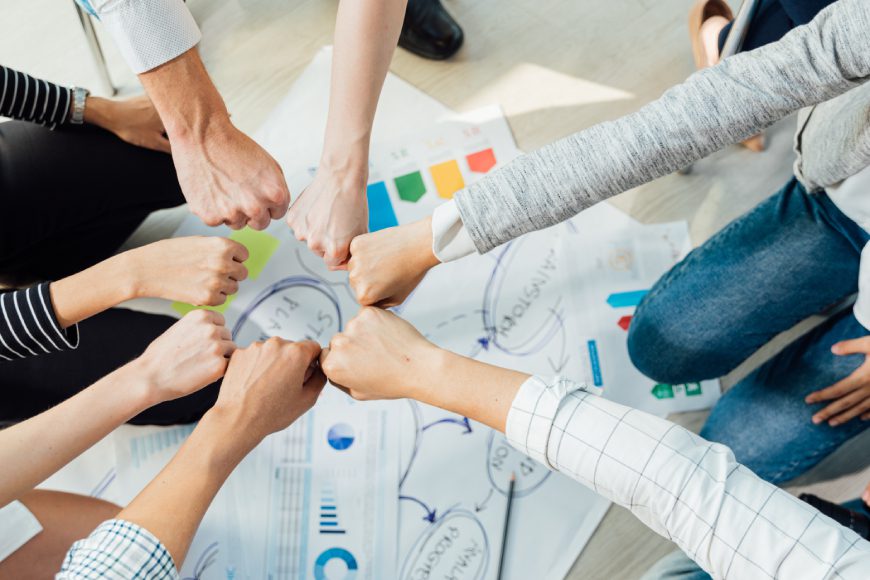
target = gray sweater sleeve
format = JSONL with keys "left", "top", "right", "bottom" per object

{"left": 454, "top": 0, "right": 870, "bottom": 254}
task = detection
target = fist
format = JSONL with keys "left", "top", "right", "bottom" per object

{"left": 215, "top": 338, "right": 326, "bottom": 439}
{"left": 129, "top": 236, "right": 249, "bottom": 306}
{"left": 139, "top": 310, "right": 235, "bottom": 402}
{"left": 320, "top": 307, "right": 437, "bottom": 400}
{"left": 347, "top": 218, "right": 438, "bottom": 307}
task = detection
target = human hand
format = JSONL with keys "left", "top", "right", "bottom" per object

{"left": 805, "top": 337, "right": 870, "bottom": 426}
{"left": 84, "top": 94, "right": 171, "bottom": 153}
{"left": 123, "top": 237, "right": 249, "bottom": 306}
{"left": 286, "top": 166, "right": 369, "bottom": 270}
{"left": 212, "top": 338, "right": 326, "bottom": 441}
{"left": 173, "top": 118, "right": 290, "bottom": 230}
{"left": 320, "top": 307, "right": 442, "bottom": 400}
{"left": 137, "top": 310, "right": 234, "bottom": 403}
{"left": 347, "top": 217, "right": 439, "bottom": 306}
{"left": 863, "top": 481, "right": 870, "bottom": 507}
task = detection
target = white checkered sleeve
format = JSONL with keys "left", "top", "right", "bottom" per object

{"left": 506, "top": 376, "right": 870, "bottom": 579}
{"left": 56, "top": 519, "right": 178, "bottom": 579}
{"left": 76, "top": 0, "right": 201, "bottom": 73}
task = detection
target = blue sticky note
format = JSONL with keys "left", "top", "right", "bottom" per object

{"left": 367, "top": 181, "right": 399, "bottom": 232}
{"left": 606, "top": 290, "right": 649, "bottom": 308}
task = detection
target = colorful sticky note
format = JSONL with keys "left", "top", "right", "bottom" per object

{"left": 429, "top": 160, "right": 465, "bottom": 199}
{"left": 394, "top": 171, "right": 426, "bottom": 202}
{"left": 606, "top": 290, "right": 648, "bottom": 308}
{"left": 651, "top": 383, "right": 675, "bottom": 400}
{"left": 617, "top": 315, "right": 632, "bottom": 331}
{"left": 685, "top": 382, "right": 703, "bottom": 397}
{"left": 172, "top": 227, "right": 279, "bottom": 315}
{"left": 229, "top": 228, "right": 280, "bottom": 280}
{"left": 366, "top": 181, "right": 399, "bottom": 232}
{"left": 466, "top": 148, "right": 497, "bottom": 174}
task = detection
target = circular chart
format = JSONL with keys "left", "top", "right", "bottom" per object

{"left": 327, "top": 423, "right": 355, "bottom": 451}
{"left": 314, "top": 547, "right": 358, "bottom": 580}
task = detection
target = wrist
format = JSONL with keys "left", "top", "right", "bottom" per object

{"left": 318, "top": 143, "right": 369, "bottom": 191}
{"left": 104, "top": 250, "right": 145, "bottom": 301}
{"left": 82, "top": 96, "right": 113, "bottom": 130}
{"left": 405, "top": 345, "right": 455, "bottom": 404}
{"left": 116, "top": 358, "right": 163, "bottom": 412}
{"left": 411, "top": 216, "right": 440, "bottom": 270}
{"left": 201, "top": 405, "right": 263, "bottom": 457}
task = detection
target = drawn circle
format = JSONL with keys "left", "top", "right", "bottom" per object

{"left": 314, "top": 547, "right": 358, "bottom": 580}
{"left": 482, "top": 238, "right": 563, "bottom": 356}
{"left": 400, "top": 509, "right": 489, "bottom": 580}
{"left": 327, "top": 423, "right": 355, "bottom": 451}
{"left": 232, "top": 276, "right": 342, "bottom": 346}
{"left": 486, "top": 432, "right": 550, "bottom": 497}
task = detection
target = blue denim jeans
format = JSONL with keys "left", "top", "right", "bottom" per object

{"left": 630, "top": 178, "right": 870, "bottom": 579}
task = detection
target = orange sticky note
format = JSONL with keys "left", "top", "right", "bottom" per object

{"left": 466, "top": 148, "right": 497, "bottom": 174}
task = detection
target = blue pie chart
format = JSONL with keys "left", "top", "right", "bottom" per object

{"left": 327, "top": 423, "right": 355, "bottom": 451}
{"left": 314, "top": 547, "right": 358, "bottom": 580}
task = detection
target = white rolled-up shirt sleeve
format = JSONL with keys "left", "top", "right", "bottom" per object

{"left": 506, "top": 376, "right": 870, "bottom": 579}
{"left": 431, "top": 199, "right": 477, "bottom": 262}
{"left": 77, "top": 0, "right": 201, "bottom": 73}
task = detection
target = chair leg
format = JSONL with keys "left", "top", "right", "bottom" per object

{"left": 73, "top": 2, "right": 116, "bottom": 96}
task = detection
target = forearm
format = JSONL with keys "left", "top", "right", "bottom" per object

{"left": 321, "top": 0, "right": 407, "bottom": 173}
{"left": 0, "top": 361, "right": 154, "bottom": 506}
{"left": 49, "top": 253, "right": 136, "bottom": 328}
{"left": 454, "top": 0, "right": 870, "bottom": 253}
{"left": 139, "top": 47, "right": 231, "bottom": 146}
{"left": 117, "top": 409, "right": 255, "bottom": 565}
{"left": 410, "top": 349, "right": 529, "bottom": 432}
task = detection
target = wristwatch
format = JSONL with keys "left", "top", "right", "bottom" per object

{"left": 70, "top": 87, "right": 90, "bottom": 125}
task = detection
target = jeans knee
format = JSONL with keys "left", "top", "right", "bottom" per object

{"left": 627, "top": 297, "right": 731, "bottom": 384}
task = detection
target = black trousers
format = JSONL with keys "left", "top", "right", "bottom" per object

{"left": 0, "top": 121, "right": 220, "bottom": 425}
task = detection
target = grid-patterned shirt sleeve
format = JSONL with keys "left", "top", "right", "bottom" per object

{"left": 57, "top": 519, "right": 178, "bottom": 580}
{"left": 0, "top": 283, "right": 79, "bottom": 362}
{"left": 0, "top": 65, "right": 72, "bottom": 129}
{"left": 507, "top": 376, "right": 870, "bottom": 579}
{"left": 75, "top": 0, "right": 201, "bottom": 74}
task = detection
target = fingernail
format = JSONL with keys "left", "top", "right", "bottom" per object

{"left": 812, "top": 416, "right": 821, "bottom": 424}
{"left": 829, "top": 420, "right": 839, "bottom": 427}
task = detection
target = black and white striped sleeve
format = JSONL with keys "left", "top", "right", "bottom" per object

{"left": 0, "top": 283, "right": 79, "bottom": 362}
{"left": 0, "top": 65, "right": 73, "bottom": 130}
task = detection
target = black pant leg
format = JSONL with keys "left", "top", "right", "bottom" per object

{"left": 0, "top": 121, "right": 184, "bottom": 283}
{"left": 0, "top": 308, "right": 219, "bottom": 425}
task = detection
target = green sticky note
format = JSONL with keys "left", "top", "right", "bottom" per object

{"left": 171, "top": 228, "right": 277, "bottom": 315}
{"left": 651, "top": 383, "right": 675, "bottom": 400}
{"left": 395, "top": 171, "right": 426, "bottom": 202}
{"left": 229, "top": 228, "right": 280, "bottom": 280}
{"left": 685, "top": 382, "right": 703, "bottom": 397}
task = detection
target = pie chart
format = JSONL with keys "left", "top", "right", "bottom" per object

{"left": 314, "top": 547, "right": 358, "bottom": 580}
{"left": 327, "top": 423, "right": 355, "bottom": 451}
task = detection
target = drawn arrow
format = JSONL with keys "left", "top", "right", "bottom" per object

{"left": 475, "top": 488, "right": 494, "bottom": 513}
{"left": 477, "top": 337, "right": 490, "bottom": 350}
{"left": 422, "top": 416, "right": 473, "bottom": 434}
{"left": 400, "top": 495, "right": 438, "bottom": 522}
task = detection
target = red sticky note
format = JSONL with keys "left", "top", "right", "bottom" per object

{"left": 617, "top": 315, "right": 632, "bottom": 331}
{"left": 466, "top": 148, "right": 497, "bottom": 174}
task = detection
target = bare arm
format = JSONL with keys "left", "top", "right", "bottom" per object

{"left": 321, "top": 308, "right": 870, "bottom": 579}
{"left": 286, "top": 0, "right": 408, "bottom": 269}
{"left": 109, "top": 339, "right": 324, "bottom": 566}
{"left": 0, "top": 312, "right": 232, "bottom": 507}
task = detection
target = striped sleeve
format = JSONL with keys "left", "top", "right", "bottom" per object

{"left": 0, "top": 65, "right": 73, "bottom": 129}
{"left": 0, "top": 283, "right": 79, "bottom": 362}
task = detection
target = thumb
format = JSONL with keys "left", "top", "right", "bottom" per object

{"left": 319, "top": 346, "right": 331, "bottom": 369}
{"left": 832, "top": 336, "right": 870, "bottom": 356}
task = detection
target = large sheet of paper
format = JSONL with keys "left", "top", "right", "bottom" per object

{"left": 39, "top": 47, "right": 721, "bottom": 580}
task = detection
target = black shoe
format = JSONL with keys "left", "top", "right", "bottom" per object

{"left": 398, "top": 0, "right": 464, "bottom": 60}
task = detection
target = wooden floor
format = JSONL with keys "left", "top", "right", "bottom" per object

{"left": 4, "top": 1, "right": 869, "bottom": 578}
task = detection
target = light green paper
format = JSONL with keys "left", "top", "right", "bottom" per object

{"left": 171, "top": 228, "right": 279, "bottom": 315}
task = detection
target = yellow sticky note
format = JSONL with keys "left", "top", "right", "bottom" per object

{"left": 429, "top": 159, "right": 465, "bottom": 199}
{"left": 171, "top": 228, "right": 278, "bottom": 315}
